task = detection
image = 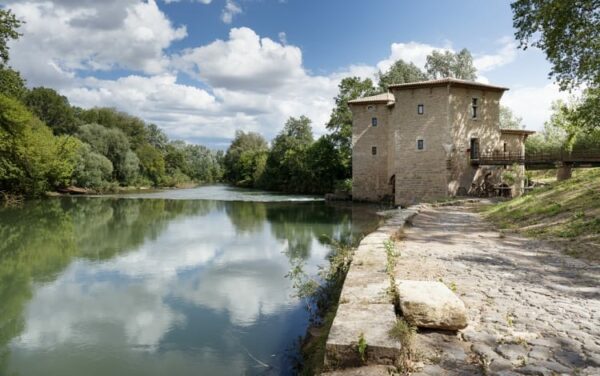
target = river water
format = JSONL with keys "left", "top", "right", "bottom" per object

{"left": 0, "top": 185, "right": 381, "bottom": 375}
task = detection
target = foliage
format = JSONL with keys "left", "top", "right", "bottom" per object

{"left": 377, "top": 59, "right": 427, "bottom": 92}
{"left": 0, "top": 9, "right": 22, "bottom": 69}
{"left": 136, "top": 143, "right": 166, "bottom": 186}
{"left": 570, "top": 86, "right": 600, "bottom": 134}
{"left": 357, "top": 332, "right": 367, "bottom": 363}
{"left": 263, "top": 116, "right": 314, "bottom": 192}
{"left": 25, "top": 87, "right": 79, "bottom": 135}
{"left": 326, "top": 77, "right": 377, "bottom": 178}
{"left": 223, "top": 130, "right": 269, "bottom": 187}
{"left": 512, "top": 0, "right": 599, "bottom": 91}
{"left": 305, "top": 135, "right": 346, "bottom": 193}
{"left": 0, "top": 67, "right": 27, "bottom": 100}
{"left": 499, "top": 106, "right": 524, "bottom": 129}
{"left": 0, "top": 95, "right": 78, "bottom": 196}
{"left": 78, "top": 108, "right": 149, "bottom": 150}
{"left": 72, "top": 142, "right": 114, "bottom": 190}
{"left": 425, "top": 48, "right": 477, "bottom": 80}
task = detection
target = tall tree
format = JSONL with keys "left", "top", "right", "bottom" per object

{"left": 425, "top": 48, "right": 477, "bottom": 80}
{"left": 377, "top": 60, "right": 427, "bottom": 92}
{"left": 223, "top": 131, "right": 269, "bottom": 187}
{"left": 512, "top": 0, "right": 599, "bottom": 90}
{"left": 0, "top": 9, "right": 22, "bottom": 69}
{"left": 25, "top": 87, "right": 79, "bottom": 135}
{"left": 264, "top": 116, "right": 314, "bottom": 192}
{"left": 326, "top": 77, "right": 377, "bottom": 178}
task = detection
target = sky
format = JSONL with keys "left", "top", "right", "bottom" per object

{"left": 3, "top": 0, "right": 571, "bottom": 149}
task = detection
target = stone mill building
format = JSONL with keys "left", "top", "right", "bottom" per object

{"left": 349, "top": 78, "right": 534, "bottom": 206}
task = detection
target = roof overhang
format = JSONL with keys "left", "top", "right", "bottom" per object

{"left": 388, "top": 78, "right": 509, "bottom": 92}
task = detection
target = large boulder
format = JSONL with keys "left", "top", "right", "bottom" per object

{"left": 396, "top": 280, "right": 468, "bottom": 330}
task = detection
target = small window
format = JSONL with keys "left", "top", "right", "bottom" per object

{"left": 417, "top": 104, "right": 424, "bottom": 115}
{"left": 503, "top": 142, "right": 507, "bottom": 153}
{"left": 371, "top": 117, "right": 378, "bottom": 127}
{"left": 417, "top": 139, "right": 424, "bottom": 150}
{"left": 471, "top": 98, "right": 478, "bottom": 119}
{"left": 371, "top": 146, "right": 377, "bottom": 155}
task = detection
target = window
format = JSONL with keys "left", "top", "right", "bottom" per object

{"left": 417, "top": 104, "right": 424, "bottom": 115}
{"left": 470, "top": 138, "right": 479, "bottom": 159}
{"left": 471, "top": 98, "right": 478, "bottom": 119}
{"left": 371, "top": 146, "right": 377, "bottom": 155}
{"left": 417, "top": 139, "right": 424, "bottom": 150}
{"left": 371, "top": 117, "right": 378, "bottom": 127}
{"left": 503, "top": 142, "right": 507, "bottom": 153}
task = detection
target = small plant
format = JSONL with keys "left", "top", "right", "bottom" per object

{"left": 506, "top": 312, "right": 515, "bottom": 327}
{"left": 449, "top": 281, "right": 457, "bottom": 293}
{"left": 388, "top": 319, "right": 416, "bottom": 348}
{"left": 357, "top": 332, "right": 368, "bottom": 363}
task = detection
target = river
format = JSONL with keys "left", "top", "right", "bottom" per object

{"left": 0, "top": 185, "right": 381, "bottom": 375}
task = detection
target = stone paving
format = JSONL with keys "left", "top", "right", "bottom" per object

{"left": 397, "top": 203, "right": 600, "bottom": 376}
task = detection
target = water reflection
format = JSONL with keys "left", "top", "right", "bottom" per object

{"left": 0, "top": 192, "right": 379, "bottom": 376}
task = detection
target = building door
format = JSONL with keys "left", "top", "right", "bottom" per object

{"left": 470, "top": 138, "right": 480, "bottom": 160}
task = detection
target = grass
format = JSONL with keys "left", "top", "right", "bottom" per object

{"left": 483, "top": 168, "right": 600, "bottom": 262}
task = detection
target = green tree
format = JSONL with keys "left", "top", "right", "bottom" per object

{"left": 377, "top": 59, "right": 427, "bottom": 92}
{"left": 425, "top": 48, "right": 477, "bottom": 80}
{"left": 0, "top": 68, "right": 27, "bottom": 100}
{"left": 146, "top": 123, "right": 168, "bottom": 151}
{"left": 224, "top": 131, "right": 269, "bottom": 186}
{"left": 0, "top": 94, "right": 78, "bottom": 196}
{"left": 72, "top": 142, "right": 114, "bottom": 189}
{"left": 263, "top": 116, "right": 314, "bottom": 192}
{"left": 77, "top": 123, "right": 138, "bottom": 184}
{"left": 326, "top": 77, "right": 376, "bottom": 178}
{"left": 306, "top": 135, "right": 345, "bottom": 193}
{"left": 570, "top": 86, "right": 600, "bottom": 133}
{"left": 512, "top": 0, "right": 599, "bottom": 90}
{"left": 78, "top": 108, "right": 148, "bottom": 150}
{"left": 499, "top": 106, "right": 524, "bottom": 129}
{"left": 137, "top": 144, "right": 166, "bottom": 186}
{"left": 0, "top": 9, "right": 22, "bottom": 69}
{"left": 25, "top": 87, "right": 79, "bottom": 135}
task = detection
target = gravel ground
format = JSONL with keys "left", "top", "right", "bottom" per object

{"left": 395, "top": 203, "right": 600, "bottom": 376}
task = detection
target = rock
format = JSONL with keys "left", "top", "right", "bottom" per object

{"left": 325, "top": 304, "right": 401, "bottom": 369}
{"left": 396, "top": 280, "right": 468, "bottom": 330}
{"left": 320, "top": 365, "right": 396, "bottom": 376}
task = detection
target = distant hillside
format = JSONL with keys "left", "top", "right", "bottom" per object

{"left": 484, "top": 169, "right": 600, "bottom": 262}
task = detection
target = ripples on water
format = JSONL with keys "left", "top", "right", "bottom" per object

{"left": 0, "top": 185, "right": 381, "bottom": 376}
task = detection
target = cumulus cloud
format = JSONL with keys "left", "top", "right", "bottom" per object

{"left": 376, "top": 41, "right": 453, "bottom": 73}
{"left": 7, "top": 0, "right": 186, "bottom": 86}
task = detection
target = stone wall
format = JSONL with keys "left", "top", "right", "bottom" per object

{"left": 390, "top": 87, "right": 452, "bottom": 206}
{"left": 351, "top": 102, "right": 394, "bottom": 201}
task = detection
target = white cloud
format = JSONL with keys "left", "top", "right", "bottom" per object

{"left": 221, "top": 0, "right": 242, "bottom": 24}
{"left": 474, "top": 36, "right": 518, "bottom": 72}
{"left": 502, "top": 83, "right": 573, "bottom": 131}
{"left": 376, "top": 41, "right": 453, "bottom": 73}
{"left": 7, "top": 0, "right": 186, "bottom": 86}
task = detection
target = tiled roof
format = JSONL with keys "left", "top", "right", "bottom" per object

{"left": 388, "top": 78, "right": 509, "bottom": 92}
{"left": 347, "top": 92, "right": 395, "bottom": 105}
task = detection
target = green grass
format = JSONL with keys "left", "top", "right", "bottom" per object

{"left": 484, "top": 168, "right": 600, "bottom": 262}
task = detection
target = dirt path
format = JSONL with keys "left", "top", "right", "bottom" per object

{"left": 395, "top": 203, "right": 600, "bottom": 375}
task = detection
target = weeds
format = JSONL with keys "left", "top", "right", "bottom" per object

{"left": 357, "top": 332, "right": 367, "bottom": 363}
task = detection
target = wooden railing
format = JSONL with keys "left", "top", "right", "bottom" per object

{"left": 474, "top": 149, "right": 600, "bottom": 167}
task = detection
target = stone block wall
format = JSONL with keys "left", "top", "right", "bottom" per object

{"left": 351, "top": 102, "right": 394, "bottom": 201}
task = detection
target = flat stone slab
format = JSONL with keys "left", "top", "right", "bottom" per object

{"left": 325, "top": 304, "right": 401, "bottom": 369}
{"left": 320, "top": 365, "right": 397, "bottom": 376}
{"left": 396, "top": 280, "right": 468, "bottom": 330}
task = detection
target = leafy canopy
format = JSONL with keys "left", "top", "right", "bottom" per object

{"left": 512, "top": 0, "right": 600, "bottom": 90}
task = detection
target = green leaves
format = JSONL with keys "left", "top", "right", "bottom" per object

{"left": 0, "top": 9, "right": 22, "bottom": 69}
{"left": 425, "top": 48, "right": 477, "bottom": 80}
{"left": 512, "top": 0, "right": 599, "bottom": 91}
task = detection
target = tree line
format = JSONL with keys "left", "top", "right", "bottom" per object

{"left": 0, "top": 10, "right": 223, "bottom": 197}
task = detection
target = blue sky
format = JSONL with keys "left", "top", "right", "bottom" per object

{"left": 4, "top": 0, "right": 569, "bottom": 149}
